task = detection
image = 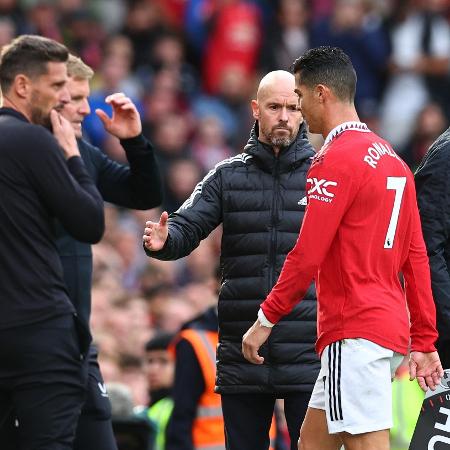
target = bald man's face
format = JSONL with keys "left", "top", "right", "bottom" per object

{"left": 252, "top": 82, "right": 302, "bottom": 149}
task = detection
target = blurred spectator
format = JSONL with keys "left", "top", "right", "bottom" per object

{"left": 379, "top": 0, "right": 450, "bottom": 149}
{"left": 122, "top": 0, "right": 166, "bottom": 69}
{"left": 164, "top": 158, "right": 202, "bottom": 212}
{"left": 310, "top": 0, "right": 390, "bottom": 120}
{"left": 202, "top": 0, "right": 262, "bottom": 95}
{"left": 119, "top": 353, "right": 149, "bottom": 407}
{"left": 166, "top": 305, "right": 224, "bottom": 450}
{"left": 0, "top": 0, "right": 29, "bottom": 34}
{"left": 61, "top": 8, "right": 104, "bottom": 69}
{"left": 109, "top": 382, "right": 136, "bottom": 417}
{"left": 190, "top": 115, "right": 234, "bottom": 172}
{"left": 401, "top": 102, "right": 448, "bottom": 169}
{"left": 158, "top": 296, "right": 198, "bottom": 333}
{"left": 84, "top": 34, "right": 143, "bottom": 148}
{"left": 26, "top": 1, "right": 62, "bottom": 41}
{"left": 139, "top": 30, "right": 199, "bottom": 99}
{"left": 0, "top": 16, "right": 15, "bottom": 48}
{"left": 260, "top": 0, "right": 310, "bottom": 73}
{"left": 136, "top": 332, "right": 176, "bottom": 450}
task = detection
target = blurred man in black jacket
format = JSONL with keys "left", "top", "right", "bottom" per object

{"left": 416, "top": 126, "right": 450, "bottom": 368}
{"left": 0, "top": 35, "right": 104, "bottom": 450}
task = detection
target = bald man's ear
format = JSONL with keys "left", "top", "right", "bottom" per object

{"left": 251, "top": 99, "right": 259, "bottom": 120}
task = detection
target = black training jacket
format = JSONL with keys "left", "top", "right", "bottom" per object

{"left": 146, "top": 122, "right": 320, "bottom": 394}
{"left": 55, "top": 135, "right": 163, "bottom": 326}
{"left": 415, "top": 126, "right": 450, "bottom": 344}
{"left": 0, "top": 107, "right": 104, "bottom": 329}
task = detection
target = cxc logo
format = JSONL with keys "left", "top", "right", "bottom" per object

{"left": 307, "top": 178, "right": 338, "bottom": 198}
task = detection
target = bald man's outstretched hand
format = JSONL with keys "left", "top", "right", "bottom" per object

{"left": 143, "top": 211, "right": 169, "bottom": 251}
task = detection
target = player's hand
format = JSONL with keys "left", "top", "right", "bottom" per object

{"left": 409, "top": 351, "right": 444, "bottom": 392}
{"left": 143, "top": 211, "right": 169, "bottom": 251}
{"left": 96, "top": 93, "right": 142, "bottom": 139}
{"left": 242, "top": 319, "right": 272, "bottom": 364}
{"left": 51, "top": 110, "right": 80, "bottom": 159}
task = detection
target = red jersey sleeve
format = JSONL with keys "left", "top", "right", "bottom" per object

{"left": 261, "top": 148, "right": 359, "bottom": 323}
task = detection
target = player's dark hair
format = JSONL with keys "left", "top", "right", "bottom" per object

{"left": 0, "top": 35, "right": 68, "bottom": 93}
{"left": 292, "top": 46, "right": 356, "bottom": 102}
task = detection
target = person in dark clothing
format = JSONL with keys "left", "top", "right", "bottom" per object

{"left": 415, "top": 126, "right": 450, "bottom": 369}
{"left": 166, "top": 306, "right": 223, "bottom": 450}
{"left": 55, "top": 55, "right": 163, "bottom": 450}
{"left": 0, "top": 35, "right": 104, "bottom": 449}
{"left": 143, "top": 70, "right": 320, "bottom": 450}
{"left": 135, "top": 332, "right": 176, "bottom": 450}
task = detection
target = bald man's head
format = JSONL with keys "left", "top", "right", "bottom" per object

{"left": 256, "top": 70, "right": 296, "bottom": 102}
{"left": 252, "top": 70, "right": 303, "bottom": 152}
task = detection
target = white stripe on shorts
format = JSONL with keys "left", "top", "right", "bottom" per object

{"left": 328, "top": 342, "right": 343, "bottom": 422}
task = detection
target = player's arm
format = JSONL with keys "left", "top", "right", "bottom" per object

{"left": 261, "top": 158, "right": 357, "bottom": 324}
{"left": 402, "top": 183, "right": 443, "bottom": 390}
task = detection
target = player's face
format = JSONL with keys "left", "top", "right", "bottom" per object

{"left": 294, "top": 72, "right": 321, "bottom": 134}
{"left": 60, "top": 77, "right": 91, "bottom": 138}
{"left": 254, "top": 86, "right": 303, "bottom": 148}
{"left": 29, "top": 61, "right": 70, "bottom": 129}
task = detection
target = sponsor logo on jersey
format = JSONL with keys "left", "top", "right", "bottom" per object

{"left": 307, "top": 178, "right": 338, "bottom": 203}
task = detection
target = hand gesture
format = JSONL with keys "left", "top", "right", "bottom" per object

{"left": 96, "top": 93, "right": 142, "bottom": 139}
{"left": 50, "top": 110, "right": 80, "bottom": 159}
{"left": 242, "top": 319, "right": 272, "bottom": 365}
{"left": 409, "top": 350, "right": 444, "bottom": 392}
{"left": 143, "top": 211, "right": 169, "bottom": 252}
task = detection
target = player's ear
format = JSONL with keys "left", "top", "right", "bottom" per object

{"left": 315, "top": 84, "right": 326, "bottom": 103}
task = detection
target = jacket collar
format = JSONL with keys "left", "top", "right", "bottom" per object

{"left": 0, "top": 107, "right": 29, "bottom": 123}
{"left": 244, "top": 121, "right": 314, "bottom": 173}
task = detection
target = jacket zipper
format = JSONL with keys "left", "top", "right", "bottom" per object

{"left": 268, "top": 157, "right": 280, "bottom": 294}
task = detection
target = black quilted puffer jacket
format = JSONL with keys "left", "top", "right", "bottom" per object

{"left": 146, "top": 122, "right": 320, "bottom": 394}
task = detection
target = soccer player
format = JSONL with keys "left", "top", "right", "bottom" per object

{"left": 242, "top": 47, "right": 443, "bottom": 450}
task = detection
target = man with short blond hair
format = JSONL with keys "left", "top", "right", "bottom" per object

{"left": 56, "top": 54, "right": 162, "bottom": 450}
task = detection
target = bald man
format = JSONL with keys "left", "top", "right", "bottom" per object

{"left": 143, "top": 71, "right": 320, "bottom": 450}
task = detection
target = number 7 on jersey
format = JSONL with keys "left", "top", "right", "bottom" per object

{"left": 384, "top": 177, "right": 406, "bottom": 249}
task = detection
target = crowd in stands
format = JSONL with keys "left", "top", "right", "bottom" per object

{"left": 1, "top": 0, "right": 449, "bottom": 447}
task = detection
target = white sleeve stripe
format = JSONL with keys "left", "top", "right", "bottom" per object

{"left": 178, "top": 153, "right": 253, "bottom": 210}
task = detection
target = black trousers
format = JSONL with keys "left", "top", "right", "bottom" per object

{"left": 0, "top": 314, "right": 90, "bottom": 450}
{"left": 73, "top": 345, "right": 118, "bottom": 450}
{"left": 221, "top": 392, "right": 311, "bottom": 450}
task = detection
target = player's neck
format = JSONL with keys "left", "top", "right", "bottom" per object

{"left": 321, "top": 104, "right": 360, "bottom": 140}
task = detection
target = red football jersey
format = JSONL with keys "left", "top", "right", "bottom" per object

{"left": 261, "top": 122, "right": 438, "bottom": 356}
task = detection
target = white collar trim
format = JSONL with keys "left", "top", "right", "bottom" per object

{"left": 324, "top": 121, "right": 370, "bottom": 146}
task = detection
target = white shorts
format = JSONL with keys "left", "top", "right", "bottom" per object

{"left": 308, "top": 338, "right": 404, "bottom": 435}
